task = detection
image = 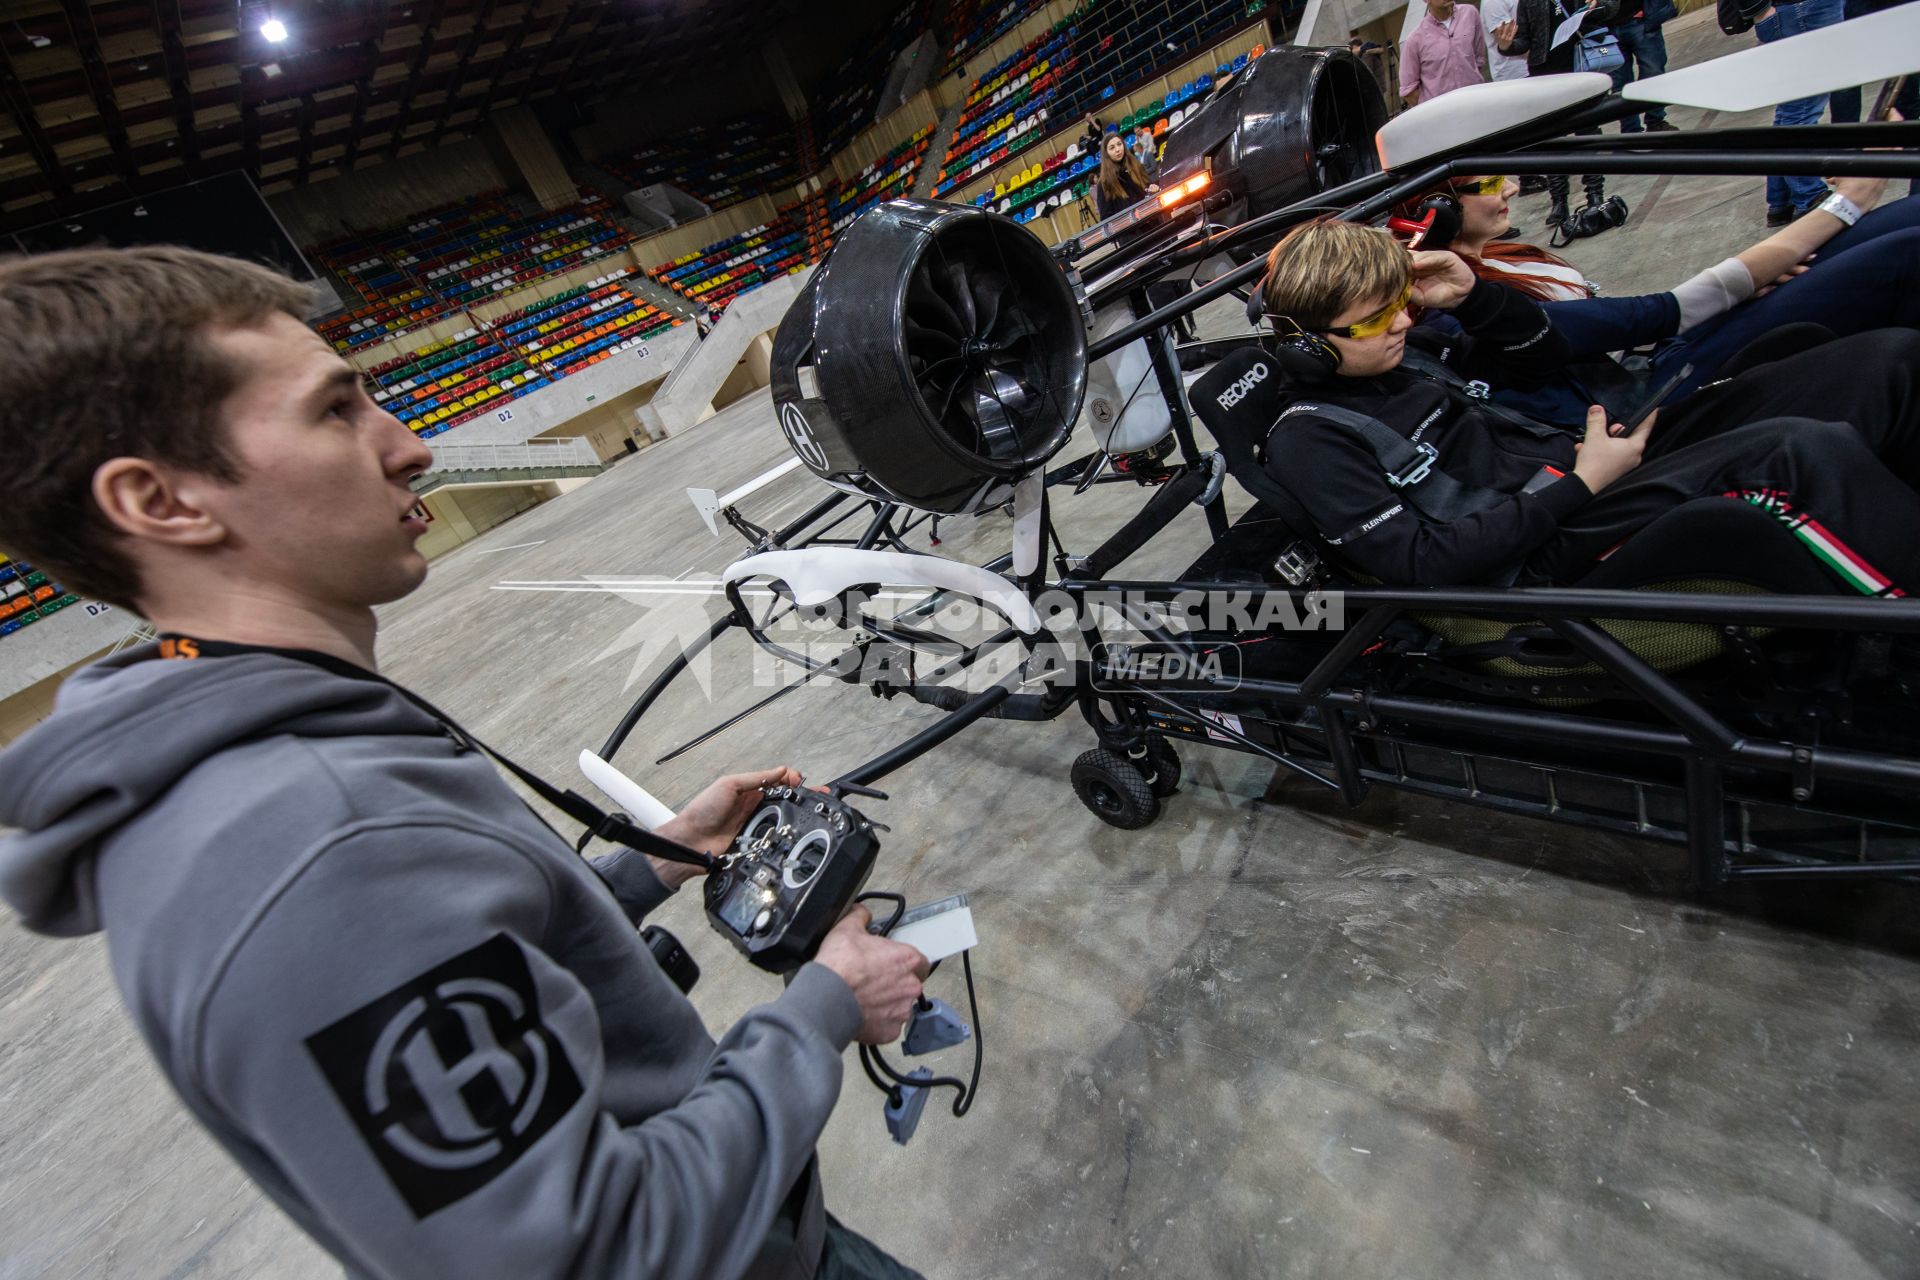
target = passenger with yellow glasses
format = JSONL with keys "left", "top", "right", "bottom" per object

{"left": 1229, "top": 218, "right": 1920, "bottom": 595}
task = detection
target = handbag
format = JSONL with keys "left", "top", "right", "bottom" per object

{"left": 1574, "top": 27, "right": 1625, "bottom": 73}
{"left": 1555, "top": 0, "right": 1625, "bottom": 73}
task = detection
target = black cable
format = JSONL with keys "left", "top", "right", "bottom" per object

{"left": 858, "top": 1044, "right": 902, "bottom": 1105}
{"left": 861, "top": 950, "right": 983, "bottom": 1118}
{"left": 847, "top": 890, "right": 983, "bottom": 1118}
{"left": 854, "top": 890, "right": 906, "bottom": 935}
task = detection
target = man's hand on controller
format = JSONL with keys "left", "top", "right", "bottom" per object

{"left": 815, "top": 904, "right": 930, "bottom": 1045}
{"left": 650, "top": 766, "right": 806, "bottom": 888}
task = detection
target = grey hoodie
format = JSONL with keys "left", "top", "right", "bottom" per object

{"left": 0, "top": 643, "right": 863, "bottom": 1280}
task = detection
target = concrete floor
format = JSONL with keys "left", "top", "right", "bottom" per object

{"left": 6, "top": 12, "right": 1920, "bottom": 1279}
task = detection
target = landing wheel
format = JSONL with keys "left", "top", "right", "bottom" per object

{"left": 1128, "top": 736, "right": 1182, "bottom": 798}
{"left": 1071, "top": 748, "right": 1160, "bottom": 829}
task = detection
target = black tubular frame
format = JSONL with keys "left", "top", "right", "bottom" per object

{"left": 593, "top": 99, "right": 1920, "bottom": 890}
{"left": 1082, "top": 116, "right": 1920, "bottom": 348}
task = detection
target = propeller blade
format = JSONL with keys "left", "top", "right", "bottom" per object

{"left": 970, "top": 269, "right": 1008, "bottom": 337}
{"left": 907, "top": 272, "right": 967, "bottom": 341}
{"left": 1625, "top": 6, "right": 1920, "bottom": 110}
{"left": 987, "top": 306, "right": 1041, "bottom": 347}
{"left": 938, "top": 259, "right": 978, "bottom": 333}
{"left": 905, "top": 319, "right": 962, "bottom": 354}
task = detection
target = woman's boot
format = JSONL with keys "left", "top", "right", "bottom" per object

{"left": 1546, "top": 173, "right": 1571, "bottom": 226}
{"left": 1582, "top": 172, "right": 1608, "bottom": 212}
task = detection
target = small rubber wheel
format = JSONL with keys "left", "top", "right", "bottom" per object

{"left": 1129, "top": 736, "right": 1182, "bottom": 798}
{"left": 1071, "top": 747, "right": 1160, "bottom": 829}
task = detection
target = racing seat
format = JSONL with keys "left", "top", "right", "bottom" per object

{"left": 1187, "top": 344, "right": 1842, "bottom": 695}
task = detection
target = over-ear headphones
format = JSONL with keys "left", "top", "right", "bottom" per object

{"left": 1271, "top": 326, "right": 1342, "bottom": 379}
{"left": 1244, "top": 267, "right": 1270, "bottom": 327}
{"left": 1387, "top": 191, "right": 1463, "bottom": 251}
{"left": 1246, "top": 266, "right": 1342, "bottom": 379}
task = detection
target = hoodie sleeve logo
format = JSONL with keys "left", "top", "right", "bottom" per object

{"left": 305, "top": 933, "right": 583, "bottom": 1218}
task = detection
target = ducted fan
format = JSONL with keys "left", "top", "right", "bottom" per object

{"left": 770, "top": 198, "right": 1089, "bottom": 515}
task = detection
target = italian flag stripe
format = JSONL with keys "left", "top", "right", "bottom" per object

{"left": 1726, "top": 490, "right": 1905, "bottom": 598}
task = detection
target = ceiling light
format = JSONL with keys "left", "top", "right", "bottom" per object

{"left": 27, "top": 34, "right": 50, "bottom": 48}
{"left": 262, "top": 61, "right": 282, "bottom": 76}
{"left": 260, "top": 18, "right": 288, "bottom": 42}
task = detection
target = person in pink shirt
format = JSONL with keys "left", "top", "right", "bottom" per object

{"left": 1399, "top": 0, "right": 1496, "bottom": 105}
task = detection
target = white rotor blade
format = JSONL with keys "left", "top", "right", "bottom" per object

{"left": 1625, "top": 6, "right": 1920, "bottom": 112}
{"left": 685, "top": 456, "right": 803, "bottom": 537}
{"left": 578, "top": 750, "right": 677, "bottom": 829}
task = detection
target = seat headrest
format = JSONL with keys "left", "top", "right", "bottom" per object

{"left": 1188, "top": 345, "right": 1292, "bottom": 477}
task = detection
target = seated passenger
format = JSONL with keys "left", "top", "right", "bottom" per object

{"left": 1408, "top": 175, "right": 1920, "bottom": 418}
{"left": 1245, "top": 219, "right": 1920, "bottom": 595}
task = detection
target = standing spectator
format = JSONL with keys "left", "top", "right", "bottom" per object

{"left": 1753, "top": 0, "right": 1845, "bottom": 224}
{"left": 1132, "top": 126, "right": 1159, "bottom": 178}
{"left": 1480, "top": 0, "right": 1532, "bottom": 82}
{"left": 1399, "top": 0, "right": 1491, "bottom": 106}
{"left": 1348, "top": 32, "right": 1393, "bottom": 101}
{"left": 1095, "top": 131, "right": 1159, "bottom": 218}
{"left": 1480, "top": 0, "right": 1548, "bottom": 192}
{"left": 1499, "top": 0, "right": 1622, "bottom": 228}
{"left": 1612, "top": 0, "right": 1679, "bottom": 132}
{"left": 1081, "top": 112, "right": 1106, "bottom": 153}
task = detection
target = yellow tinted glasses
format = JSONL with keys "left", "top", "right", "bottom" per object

{"left": 1322, "top": 283, "right": 1412, "bottom": 340}
{"left": 1452, "top": 174, "right": 1507, "bottom": 197}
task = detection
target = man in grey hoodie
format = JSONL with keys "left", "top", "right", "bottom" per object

{"left": 0, "top": 246, "right": 931, "bottom": 1279}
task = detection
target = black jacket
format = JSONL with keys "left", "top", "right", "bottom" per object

{"left": 1261, "top": 280, "right": 1592, "bottom": 586}
{"left": 1502, "top": 0, "right": 1620, "bottom": 72}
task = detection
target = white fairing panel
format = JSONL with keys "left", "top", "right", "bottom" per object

{"left": 725, "top": 548, "right": 1045, "bottom": 634}
{"left": 1625, "top": 5, "right": 1920, "bottom": 111}
{"left": 1082, "top": 302, "right": 1172, "bottom": 455}
{"left": 1375, "top": 73, "right": 1612, "bottom": 169}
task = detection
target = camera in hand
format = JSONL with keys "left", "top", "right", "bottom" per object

{"left": 705, "top": 784, "right": 881, "bottom": 972}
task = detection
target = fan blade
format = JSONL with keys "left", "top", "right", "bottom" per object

{"left": 965, "top": 370, "right": 1033, "bottom": 458}
{"left": 969, "top": 269, "right": 1008, "bottom": 338}
{"left": 1625, "top": 5, "right": 1919, "bottom": 110}
{"left": 929, "top": 368, "right": 967, "bottom": 427}
{"left": 906, "top": 319, "right": 962, "bottom": 354}
{"left": 938, "top": 259, "right": 978, "bottom": 333}
{"left": 907, "top": 272, "right": 968, "bottom": 341}
{"left": 986, "top": 307, "right": 1041, "bottom": 348}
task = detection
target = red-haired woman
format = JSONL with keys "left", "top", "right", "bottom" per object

{"left": 1409, "top": 174, "right": 1920, "bottom": 424}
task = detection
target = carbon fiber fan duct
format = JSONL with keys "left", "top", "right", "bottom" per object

{"left": 1156, "top": 48, "right": 1388, "bottom": 232}
{"left": 770, "top": 198, "right": 1089, "bottom": 515}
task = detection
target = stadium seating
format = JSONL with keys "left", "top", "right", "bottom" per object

{"left": 601, "top": 110, "right": 806, "bottom": 214}
{"left": 0, "top": 554, "right": 80, "bottom": 642}
{"left": 647, "top": 123, "right": 934, "bottom": 315}
{"left": 812, "top": 4, "right": 933, "bottom": 159}
{"left": 363, "top": 266, "right": 678, "bottom": 439}
{"left": 967, "top": 59, "right": 1245, "bottom": 224}
{"left": 827, "top": 127, "right": 936, "bottom": 234}
{"left": 944, "top": 0, "right": 1053, "bottom": 78}
{"left": 314, "top": 193, "right": 638, "bottom": 352}
{"left": 930, "top": 0, "right": 1254, "bottom": 199}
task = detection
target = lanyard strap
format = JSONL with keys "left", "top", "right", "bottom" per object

{"left": 160, "top": 636, "right": 717, "bottom": 871}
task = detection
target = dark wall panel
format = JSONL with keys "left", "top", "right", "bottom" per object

{"left": 11, "top": 172, "right": 316, "bottom": 280}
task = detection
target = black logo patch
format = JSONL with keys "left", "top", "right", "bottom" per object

{"left": 306, "top": 933, "right": 583, "bottom": 1218}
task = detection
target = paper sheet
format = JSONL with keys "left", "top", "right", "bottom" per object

{"left": 1551, "top": 9, "right": 1587, "bottom": 48}
{"left": 892, "top": 894, "right": 978, "bottom": 964}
